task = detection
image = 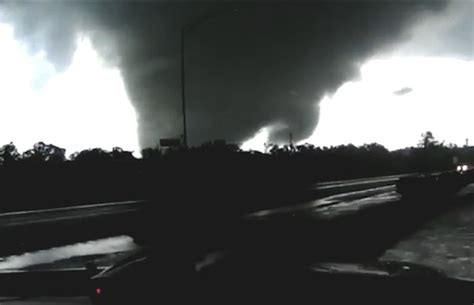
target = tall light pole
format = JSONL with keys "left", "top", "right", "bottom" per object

{"left": 180, "top": 27, "right": 188, "bottom": 147}
{"left": 180, "top": 8, "right": 238, "bottom": 148}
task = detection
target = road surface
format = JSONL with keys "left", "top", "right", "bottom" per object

{"left": 0, "top": 174, "right": 406, "bottom": 273}
{"left": 383, "top": 184, "right": 474, "bottom": 279}
{"left": 0, "top": 174, "right": 407, "bottom": 229}
{"left": 1, "top": 173, "right": 462, "bottom": 304}
{"left": 247, "top": 184, "right": 400, "bottom": 220}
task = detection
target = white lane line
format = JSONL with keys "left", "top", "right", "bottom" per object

{"left": 0, "top": 200, "right": 147, "bottom": 218}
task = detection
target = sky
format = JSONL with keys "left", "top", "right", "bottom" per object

{"left": 0, "top": 1, "right": 471, "bottom": 154}
{"left": 301, "top": 0, "right": 474, "bottom": 151}
{"left": 0, "top": 23, "right": 139, "bottom": 154}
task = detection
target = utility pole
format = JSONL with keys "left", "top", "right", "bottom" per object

{"left": 289, "top": 132, "right": 293, "bottom": 146}
{"left": 180, "top": 28, "right": 187, "bottom": 147}
{"left": 180, "top": 7, "right": 239, "bottom": 148}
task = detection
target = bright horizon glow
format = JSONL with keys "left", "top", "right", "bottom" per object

{"left": 0, "top": 23, "right": 140, "bottom": 156}
{"left": 242, "top": 56, "right": 473, "bottom": 152}
{"left": 240, "top": 126, "right": 271, "bottom": 152}
{"left": 306, "top": 56, "right": 473, "bottom": 150}
{"left": 240, "top": 122, "right": 289, "bottom": 152}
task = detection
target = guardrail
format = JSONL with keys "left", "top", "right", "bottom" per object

{"left": 314, "top": 174, "right": 411, "bottom": 188}
{"left": 0, "top": 174, "right": 417, "bottom": 229}
{"left": 305, "top": 174, "right": 413, "bottom": 200}
{"left": 0, "top": 200, "right": 149, "bottom": 228}
{"left": 246, "top": 175, "right": 413, "bottom": 220}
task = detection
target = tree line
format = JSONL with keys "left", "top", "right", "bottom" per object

{"left": 0, "top": 131, "right": 471, "bottom": 213}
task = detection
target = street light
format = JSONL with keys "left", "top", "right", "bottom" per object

{"left": 180, "top": 8, "right": 239, "bottom": 148}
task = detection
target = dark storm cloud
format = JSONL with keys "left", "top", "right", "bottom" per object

{"left": 0, "top": 1, "right": 448, "bottom": 148}
{"left": 394, "top": 0, "right": 473, "bottom": 60}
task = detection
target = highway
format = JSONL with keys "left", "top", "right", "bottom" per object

{"left": 0, "top": 175, "right": 404, "bottom": 264}
{"left": 383, "top": 184, "right": 474, "bottom": 279}
{"left": 0, "top": 174, "right": 407, "bottom": 230}
{"left": 247, "top": 175, "right": 474, "bottom": 280}
{"left": 1, "top": 172, "right": 472, "bottom": 304}
{"left": 0, "top": 177, "right": 403, "bottom": 270}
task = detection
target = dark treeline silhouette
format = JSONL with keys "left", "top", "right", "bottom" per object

{"left": 0, "top": 132, "right": 471, "bottom": 214}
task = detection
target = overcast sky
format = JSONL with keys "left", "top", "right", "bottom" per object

{"left": 0, "top": 1, "right": 472, "bottom": 153}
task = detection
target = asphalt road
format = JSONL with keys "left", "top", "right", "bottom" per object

{"left": 256, "top": 179, "right": 474, "bottom": 280}
{"left": 0, "top": 179, "right": 401, "bottom": 272}
{"left": 0, "top": 175, "right": 403, "bottom": 304}
{"left": 0, "top": 182, "right": 401, "bottom": 272}
{"left": 383, "top": 184, "right": 474, "bottom": 279}
{"left": 0, "top": 173, "right": 455, "bottom": 304}
{"left": 0, "top": 174, "right": 407, "bottom": 230}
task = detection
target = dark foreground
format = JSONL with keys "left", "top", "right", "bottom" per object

{"left": 2, "top": 173, "right": 474, "bottom": 304}
{"left": 86, "top": 184, "right": 474, "bottom": 304}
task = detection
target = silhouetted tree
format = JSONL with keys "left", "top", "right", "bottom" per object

{"left": 0, "top": 131, "right": 473, "bottom": 215}
{"left": 69, "top": 148, "right": 112, "bottom": 163}
{"left": 21, "top": 142, "right": 66, "bottom": 164}
{"left": 111, "top": 147, "right": 135, "bottom": 161}
{"left": 0, "top": 142, "right": 20, "bottom": 165}
{"left": 296, "top": 143, "right": 316, "bottom": 153}
{"left": 419, "top": 131, "right": 439, "bottom": 148}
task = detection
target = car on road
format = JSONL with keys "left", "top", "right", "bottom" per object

{"left": 457, "top": 164, "right": 474, "bottom": 173}
{"left": 396, "top": 171, "right": 472, "bottom": 199}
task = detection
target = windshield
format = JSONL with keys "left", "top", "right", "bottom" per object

{"left": 0, "top": 0, "right": 472, "bottom": 303}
